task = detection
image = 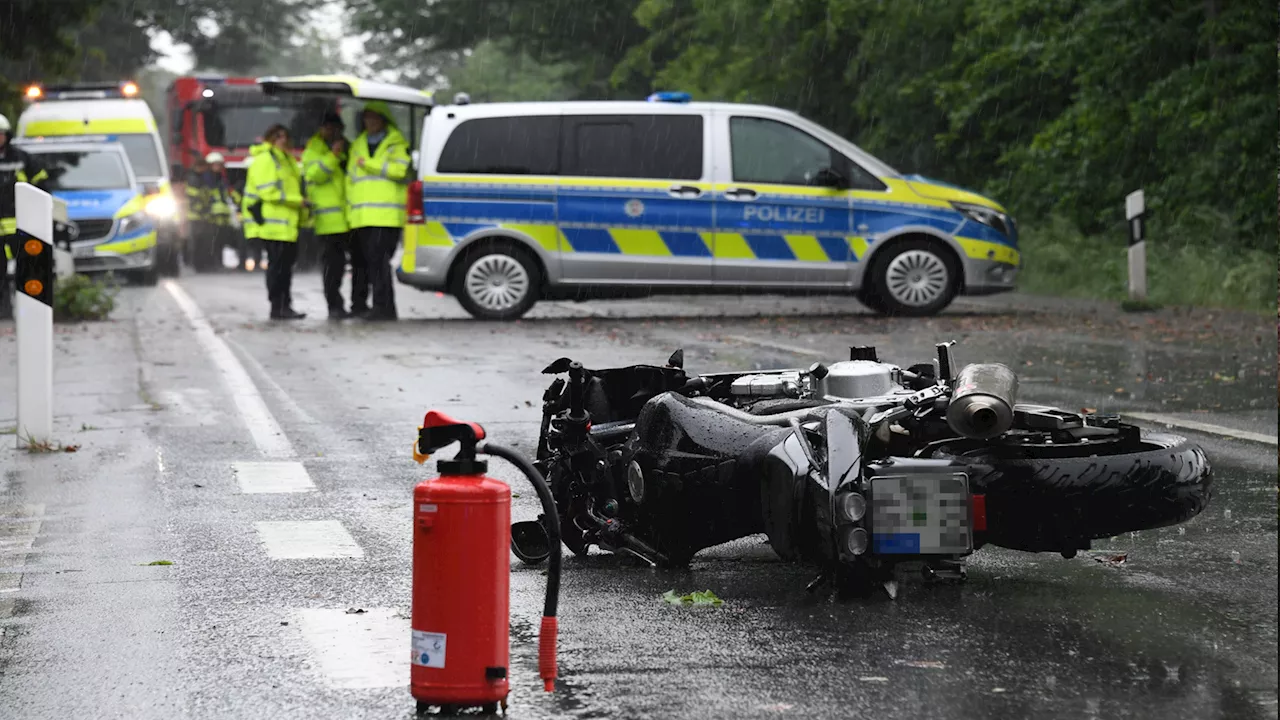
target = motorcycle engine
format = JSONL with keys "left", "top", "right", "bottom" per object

{"left": 727, "top": 360, "right": 908, "bottom": 402}
{"left": 819, "top": 360, "right": 899, "bottom": 399}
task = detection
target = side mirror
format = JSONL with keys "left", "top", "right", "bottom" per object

{"left": 667, "top": 348, "right": 684, "bottom": 369}
{"left": 813, "top": 167, "right": 846, "bottom": 189}
{"left": 511, "top": 521, "right": 551, "bottom": 565}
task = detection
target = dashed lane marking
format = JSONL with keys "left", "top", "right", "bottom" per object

{"left": 255, "top": 521, "right": 363, "bottom": 559}
{"left": 296, "top": 608, "right": 408, "bottom": 689}
{"left": 234, "top": 461, "right": 316, "bottom": 494}
{"left": 1123, "top": 412, "right": 1278, "bottom": 446}
{"left": 163, "top": 280, "right": 294, "bottom": 459}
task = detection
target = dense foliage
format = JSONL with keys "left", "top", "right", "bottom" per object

{"left": 352, "top": 0, "right": 1276, "bottom": 255}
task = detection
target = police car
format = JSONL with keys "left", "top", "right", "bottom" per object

{"left": 257, "top": 79, "right": 1019, "bottom": 320}
{"left": 14, "top": 137, "right": 161, "bottom": 284}
{"left": 18, "top": 82, "right": 180, "bottom": 276}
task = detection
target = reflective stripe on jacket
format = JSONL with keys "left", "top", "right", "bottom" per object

{"left": 243, "top": 142, "right": 303, "bottom": 242}
{"left": 302, "top": 134, "right": 350, "bottom": 236}
{"left": 346, "top": 125, "right": 410, "bottom": 230}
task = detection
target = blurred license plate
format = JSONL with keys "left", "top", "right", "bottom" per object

{"left": 869, "top": 473, "right": 972, "bottom": 554}
{"left": 72, "top": 245, "right": 95, "bottom": 259}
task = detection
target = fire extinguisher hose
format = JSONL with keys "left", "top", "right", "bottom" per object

{"left": 480, "top": 442, "right": 561, "bottom": 692}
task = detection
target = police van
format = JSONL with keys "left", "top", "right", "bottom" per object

{"left": 17, "top": 82, "right": 181, "bottom": 276}
{"left": 257, "top": 79, "right": 1019, "bottom": 320}
{"left": 14, "top": 137, "right": 160, "bottom": 284}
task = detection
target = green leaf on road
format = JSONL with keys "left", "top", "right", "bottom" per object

{"left": 141, "top": 560, "right": 173, "bottom": 566}
{"left": 662, "top": 589, "right": 724, "bottom": 607}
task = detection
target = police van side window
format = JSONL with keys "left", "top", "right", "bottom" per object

{"left": 560, "top": 115, "right": 702, "bottom": 180}
{"left": 729, "top": 116, "right": 883, "bottom": 190}
{"left": 436, "top": 116, "right": 560, "bottom": 175}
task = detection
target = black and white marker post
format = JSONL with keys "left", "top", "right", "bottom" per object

{"left": 1126, "top": 189, "right": 1146, "bottom": 301}
{"left": 13, "top": 182, "right": 54, "bottom": 448}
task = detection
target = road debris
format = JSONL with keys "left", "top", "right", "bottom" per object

{"left": 662, "top": 589, "right": 724, "bottom": 607}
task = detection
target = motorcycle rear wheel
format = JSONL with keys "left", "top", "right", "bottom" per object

{"left": 939, "top": 432, "right": 1212, "bottom": 553}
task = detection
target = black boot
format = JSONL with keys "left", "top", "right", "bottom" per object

{"left": 278, "top": 307, "right": 307, "bottom": 320}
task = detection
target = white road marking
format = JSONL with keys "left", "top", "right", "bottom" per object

{"left": 722, "top": 334, "right": 827, "bottom": 357}
{"left": 296, "top": 607, "right": 409, "bottom": 689}
{"left": 255, "top": 521, "right": 364, "bottom": 559}
{"left": 1123, "top": 412, "right": 1278, "bottom": 446}
{"left": 163, "top": 280, "right": 294, "bottom": 459}
{"left": 234, "top": 461, "right": 316, "bottom": 494}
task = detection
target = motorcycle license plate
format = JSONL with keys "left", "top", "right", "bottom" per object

{"left": 869, "top": 473, "right": 972, "bottom": 555}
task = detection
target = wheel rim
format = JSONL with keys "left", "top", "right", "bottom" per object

{"left": 885, "top": 249, "right": 949, "bottom": 307}
{"left": 464, "top": 254, "right": 529, "bottom": 312}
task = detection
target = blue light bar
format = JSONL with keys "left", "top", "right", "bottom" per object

{"left": 647, "top": 91, "right": 692, "bottom": 103}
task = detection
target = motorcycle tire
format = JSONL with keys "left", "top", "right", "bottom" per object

{"left": 943, "top": 432, "right": 1211, "bottom": 553}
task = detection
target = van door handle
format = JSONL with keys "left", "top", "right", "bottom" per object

{"left": 723, "top": 187, "right": 758, "bottom": 201}
{"left": 668, "top": 185, "right": 702, "bottom": 198}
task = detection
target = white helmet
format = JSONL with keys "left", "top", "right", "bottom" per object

{"left": 205, "top": 152, "right": 225, "bottom": 164}
{"left": 0, "top": 114, "right": 11, "bottom": 133}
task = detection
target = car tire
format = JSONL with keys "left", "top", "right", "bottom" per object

{"left": 866, "top": 238, "right": 959, "bottom": 316}
{"left": 130, "top": 268, "right": 159, "bottom": 286}
{"left": 451, "top": 240, "right": 540, "bottom": 321}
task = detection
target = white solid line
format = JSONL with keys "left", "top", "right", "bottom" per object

{"left": 723, "top": 334, "right": 827, "bottom": 357}
{"left": 234, "top": 461, "right": 316, "bottom": 494}
{"left": 163, "top": 280, "right": 294, "bottom": 459}
{"left": 296, "top": 608, "right": 408, "bottom": 689}
{"left": 1124, "top": 412, "right": 1278, "bottom": 446}
{"left": 255, "top": 521, "right": 364, "bottom": 559}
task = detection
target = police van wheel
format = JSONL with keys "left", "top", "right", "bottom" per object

{"left": 130, "top": 268, "right": 159, "bottom": 287}
{"left": 867, "top": 238, "right": 958, "bottom": 316}
{"left": 452, "top": 241, "right": 540, "bottom": 321}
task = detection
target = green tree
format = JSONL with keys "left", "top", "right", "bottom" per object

{"left": 437, "top": 39, "right": 577, "bottom": 103}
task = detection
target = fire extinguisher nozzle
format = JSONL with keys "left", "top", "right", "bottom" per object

{"left": 538, "top": 615, "right": 558, "bottom": 693}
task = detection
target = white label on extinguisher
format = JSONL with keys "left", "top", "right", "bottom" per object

{"left": 411, "top": 630, "right": 447, "bottom": 669}
{"left": 418, "top": 504, "right": 437, "bottom": 513}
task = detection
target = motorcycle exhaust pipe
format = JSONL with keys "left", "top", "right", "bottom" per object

{"left": 946, "top": 363, "right": 1018, "bottom": 439}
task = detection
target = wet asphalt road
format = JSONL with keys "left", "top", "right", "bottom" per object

{"left": 0, "top": 270, "right": 1275, "bottom": 720}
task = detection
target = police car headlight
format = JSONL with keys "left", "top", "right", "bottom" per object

{"left": 952, "top": 201, "right": 1011, "bottom": 237}
{"left": 117, "top": 211, "right": 149, "bottom": 236}
{"left": 145, "top": 194, "right": 177, "bottom": 219}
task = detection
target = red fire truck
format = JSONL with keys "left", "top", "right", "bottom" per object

{"left": 166, "top": 75, "right": 339, "bottom": 270}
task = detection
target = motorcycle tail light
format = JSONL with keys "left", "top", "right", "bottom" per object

{"left": 841, "top": 527, "right": 869, "bottom": 556}
{"left": 836, "top": 492, "right": 866, "bottom": 523}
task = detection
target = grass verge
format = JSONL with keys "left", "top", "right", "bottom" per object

{"left": 1015, "top": 215, "right": 1274, "bottom": 313}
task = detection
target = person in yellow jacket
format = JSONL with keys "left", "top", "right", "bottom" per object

{"left": 303, "top": 112, "right": 367, "bottom": 319}
{"left": 346, "top": 101, "right": 411, "bottom": 321}
{"left": 244, "top": 124, "right": 306, "bottom": 320}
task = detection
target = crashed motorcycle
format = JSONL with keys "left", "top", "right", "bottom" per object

{"left": 509, "top": 342, "right": 1213, "bottom": 595}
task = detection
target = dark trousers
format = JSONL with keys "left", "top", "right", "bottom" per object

{"left": 264, "top": 240, "right": 298, "bottom": 312}
{"left": 0, "top": 234, "right": 15, "bottom": 318}
{"left": 320, "top": 231, "right": 368, "bottom": 311}
{"left": 358, "top": 226, "right": 399, "bottom": 318}
{"left": 240, "top": 234, "right": 263, "bottom": 269}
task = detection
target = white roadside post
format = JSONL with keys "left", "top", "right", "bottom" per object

{"left": 14, "top": 183, "right": 55, "bottom": 448}
{"left": 51, "top": 197, "right": 74, "bottom": 278}
{"left": 1125, "top": 189, "right": 1147, "bottom": 301}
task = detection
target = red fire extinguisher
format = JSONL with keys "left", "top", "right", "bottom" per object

{"left": 410, "top": 410, "right": 562, "bottom": 714}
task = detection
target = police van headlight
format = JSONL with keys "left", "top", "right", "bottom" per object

{"left": 117, "top": 211, "right": 149, "bottom": 236}
{"left": 952, "top": 201, "right": 1011, "bottom": 238}
{"left": 145, "top": 194, "right": 177, "bottom": 219}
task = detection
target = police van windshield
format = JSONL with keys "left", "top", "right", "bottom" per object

{"left": 115, "top": 134, "right": 165, "bottom": 179}
{"left": 33, "top": 150, "right": 130, "bottom": 191}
